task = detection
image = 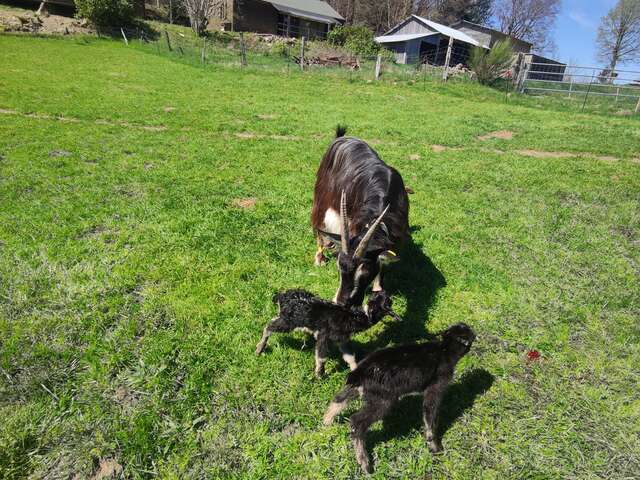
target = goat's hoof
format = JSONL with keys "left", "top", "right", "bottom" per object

{"left": 357, "top": 459, "right": 373, "bottom": 474}
{"left": 314, "top": 257, "right": 327, "bottom": 267}
{"left": 428, "top": 441, "right": 443, "bottom": 454}
{"left": 255, "top": 345, "right": 265, "bottom": 355}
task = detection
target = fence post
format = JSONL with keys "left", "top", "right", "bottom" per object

{"left": 615, "top": 87, "right": 620, "bottom": 103}
{"left": 568, "top": 76, "right": 574, "bottom": 98}
{"left": 635, "top": 95, "right": 640, "bottom": 114}
{"left": 582, "top": 71, "right": 595, "bottom": 112}
{"left": 164, "top": 30, "right": 172, "bottom": 51}
{"left": 374, "top": 54, "right": 382, "bottom": 80}
{"left": 201, "top": 38, "right": 206, "bottom": 64}
{"left": 519, "top": 56, "right": 532, "bottom": 93}
{"left": 240, "top": 32, "right": 247, "bottom": 67}
{"left": 120, "top": 28, "right": 129, "bottom": 46}
{"left": 300, "top": 37, "right": 306, "bottom": 71}
{"left": 442, "top": 36, "right": 453, "bottom": 81}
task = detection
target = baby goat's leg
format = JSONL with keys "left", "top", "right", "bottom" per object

{"left": 255, "top": 316, "right": 285, "bottom": 355}
{"left": 339, "top": 342, "right": 358, "bottom": 371}
{"left": 422, "top": 379, "right": 448, "bottom": 453}
{"left": 323, "top": 384, "right": 360, "bottom": 425}
{"left": 314, "top": 334, "right": 330, "bottom": 377}
{"left": 350, "top": 398, "right": 394, "bottom": 474}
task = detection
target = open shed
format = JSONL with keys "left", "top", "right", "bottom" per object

{"left": 375, "top": 15, "right": 484, "bottom": 65}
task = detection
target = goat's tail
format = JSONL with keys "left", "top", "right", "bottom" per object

{"left": 335, "top": 124, "right": 348, "bottom": 138}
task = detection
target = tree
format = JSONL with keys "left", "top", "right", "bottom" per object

{"left": 415, "top": 0, "right": 493, "bottom": 25}
{"left": 183, "top": 0, "right": 216, "bottom": 35}
{"left": 327, "top": 0, "right": 493, "bottom": 33}
{"left": 75, "top": 0, "right": 135, "bottom": 26}
{"left": 493, "top": 0, "right": 560, "bottom": 53}
{"left": 469, "top": 39, "right": 513, "bottom": 84}
{"left": 596, "top": 0, "right": 640, "bottom": 74}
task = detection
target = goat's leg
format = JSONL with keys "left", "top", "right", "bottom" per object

{"left": 323, "top": 384, "right": 360, "bottom": 425}
{"left": 255, "top": 316, "right": 286, "bottom": 355}
{"left": 314, "top": 334, "right": 330, "bottom": 377}
{"left": 339, "top": 342, "right": 358, "bottom": 371}
{"left": 350, "top": 397, "right": 394, "bottom": 474}
{"left": 314, "top": 234, "right": 327, "bottom": 266}
{"left": 422, "top": 380, "right": 448, "bottom": 453}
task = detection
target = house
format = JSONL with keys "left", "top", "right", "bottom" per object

{"left": 375, "top": 14, "right": 531, "bottom": 65}
{"left": 449, "top": 20, "right": 532, "bottom": 54}
{"left": 212, "top": 0, "right": 344, "bottom": 39}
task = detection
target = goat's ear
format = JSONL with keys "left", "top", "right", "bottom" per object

{"left": 378, "top": 250, "right": 400, "bottom": 265}
{"left": 317, "top": 229, "right": 345, "bottom": 250}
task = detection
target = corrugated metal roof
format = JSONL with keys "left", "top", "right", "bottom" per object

{"left": 268, "top": 0, "right": 344, "bottom": 22}
{"left": 375, "top": 32, "right": 437, "bottom": 44}
{"left": 411, "top": 15, "right": 480, "bottom": 46}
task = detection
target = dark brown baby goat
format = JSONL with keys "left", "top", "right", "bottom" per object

{"left": 255, "top": 289, "right": 401, "bottom": 377}
{"left": 323, "top": 323, "right": 476, "bottom": 473}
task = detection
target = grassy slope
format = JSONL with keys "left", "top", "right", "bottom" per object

{"left": 0, "top": 35, "right": 639, "bottom": 479}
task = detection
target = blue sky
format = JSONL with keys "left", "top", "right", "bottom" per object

{"left": 553, "top": 0, "right": 639, "bottom": 71}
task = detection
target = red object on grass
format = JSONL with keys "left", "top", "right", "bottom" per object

{"left": 526, "top": 350, "right": 541, "bottom": 361}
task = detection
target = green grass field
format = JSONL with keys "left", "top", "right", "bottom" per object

{"left": 1, "top": 34, "right": 639, "bottom": 479}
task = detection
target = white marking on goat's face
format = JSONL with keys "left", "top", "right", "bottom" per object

{"left": 323, "top": 208, "right": 342, "bottom": 235}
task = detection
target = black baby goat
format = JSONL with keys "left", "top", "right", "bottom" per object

{"left": 255, "top": 289, "right": 401, "bottom": 377}
{"left": 323, "top": 323, "right": 476, "bottom": 473}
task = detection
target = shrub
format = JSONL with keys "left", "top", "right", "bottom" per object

{"left": 469, "top": 40, "right": 514, "bottom": 85}
{"left": 327, "top": 25, "right": 380, "bottom": 57}
{"left": 75, "top": 0, "right": 135, "bottom": 26}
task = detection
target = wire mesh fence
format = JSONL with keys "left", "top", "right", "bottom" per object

{"left": 92, "top": 26, "right": 638, "bottom": 115}
{"left": 521, "top": 62, "right": 640, "bottom": 113}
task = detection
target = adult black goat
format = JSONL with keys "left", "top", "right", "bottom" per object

{"left": 255, "top": 289, "right": 401, "bottom": 377}
{"left": 311, "top": 126, "right": 410, "bottom": 306}
{"left": 323, "top": 323, "right": 476, "bottom": 473}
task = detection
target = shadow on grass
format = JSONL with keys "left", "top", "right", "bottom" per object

{"left": 366, "top": 368, "right": 494, "bottom": 449}
{"left": 352, "top": 229, "right": 446, "bottom": 354}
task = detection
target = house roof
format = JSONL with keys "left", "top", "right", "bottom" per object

{"left": 268, "top": 0, "right": 344, "bottom": 24}
{"left": 450, "top": 20, "right": 533, "bottom": 48}
{"left": 410, "top": 15, "right": 480, "bottom": 46}
{"left": 375, "top": 32, "right": 438, "bottom": 44}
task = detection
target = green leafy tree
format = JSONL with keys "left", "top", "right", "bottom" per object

{"left": 75, "top": 0, "right": 135, "bottom": 26}
{"left": 469, "top": 39, "right": 514, "bottom": 85}
{"left": 327, "top": 25, "right": 381, "bottom": 56}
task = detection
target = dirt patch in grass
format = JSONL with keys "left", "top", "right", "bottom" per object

{"left": 408, "top": 154, "right": 421, "bottom": 160}
{"left": 91, "top": 459, "right": 122, "bottom": 480}
{"left": 49, "top": 150, "right": 72, "bottom": 158}
{"left": 518, "top": 149, "right": 622, "bottom": 162}
{"left": 163, "top": 106, "right": 176, "bottom": 113}
{"left": 431, "top": 145, "right": 447, "bottom": 153}
{"left": 233, "top": 132, "right": 301, "bottom": 141}
{"left": 517, "top": 149, "right": 577, "bottom": 159}
{"left": 478, "top": 130, "right": 514, "bottom": 141}
{"left": 232, "top": 198, "right": 257, "bottom": 209}
{"left": 257, "top": 114, "right": 277, "bottom": 120}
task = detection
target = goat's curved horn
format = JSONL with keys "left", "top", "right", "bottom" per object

{"left": 340, "top": 190, "right": 349, "bottom": 252}
{"left": 354, "top": 204, "right": 390, "bottom": 258}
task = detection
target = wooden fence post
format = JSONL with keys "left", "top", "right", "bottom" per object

{"left": 442, "top": 35, "right": 453, "bottom": 81}
{"left": 240, "top": 32, "right": 247, "bottom": 66}
{"left": 121, "top": 28, "right": 129, "bottom": 46}
{"left": 300, "top": 37, "right": 306, "bottom": 71}
{"left": 635, "top": 95, "right": 640, "bottom": 114}
{"left": 568, "top": 76, "right": 574, "bottom": 98}
{"left": 201, "top": 38, "right": 206, "bottom": 64}
{"left": 374, "top": 54, "right": 382, "bottom": 80}
{"left": 164, "top": 30, "right": 172, "bottom": 51}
